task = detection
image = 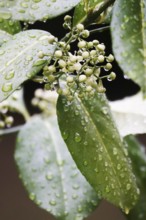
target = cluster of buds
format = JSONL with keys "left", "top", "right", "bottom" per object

{"left": 32, "top": 89, "right": 58, "bottom": 114}
{"left": 0, "top": 100, "right": 14, "bottom": 128}
{"left": 38, "top": 16, "right": 116, "bottom": 100}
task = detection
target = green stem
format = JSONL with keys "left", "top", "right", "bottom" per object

{"left": 0, "top": 125, "right": 23, "bottom": 136}
{"left": 90, "top": 25, "right": 110, "bottom": 34}
{"left": 83, "top": 0, "right": 115, "bottom": 27}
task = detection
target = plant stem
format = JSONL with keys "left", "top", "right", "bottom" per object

{"left": 90, "top": 25, "right": 110, "bottom": 34}
{"left": 83, "top": 0, "right": 115, "bottom": 27}
{"left": 0, "top": 125, "right": 23, "bottom": 136}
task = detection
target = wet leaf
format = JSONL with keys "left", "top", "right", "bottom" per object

{"left": 0, "top": 17, "right": 21, "bottom": 34}
{"left": 15, "top": 115, "right": 100, "bottom": 220}
{"left": 0, "top": 29, "right": 55, "bottom": 102}
{"left": 57, "top": 93, "right": 139, "bottom": 213}
{"left": 0, "top": 0, "right": 80, "bottom": 22}
{"left": 0, "top": 30, "right": 12, "bottom": 46}
{"left": 111, "top": 0, "right": 146, "bottom": 95}
{"left": 73, "top": 0, "right": 103, "bottom": 26}
{"left": 125, "top": 135, "right": 146, "bottom": 220}
{"left": 110, "top": 93, "right": 146, "bottom": 136}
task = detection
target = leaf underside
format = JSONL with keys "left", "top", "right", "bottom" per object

{"left": 57, "top": 93, "right": 139, "bottom": 212}
{"left": 0, "top": 29, "right": 55, "bottom": 102}
{"left": 0, "top": 0, "right": 80, "bottom": 22}
{"left": 111, "top": 0, "right": 146, "bottom": 95}
{"left": 110, "top": 92, "right": 146, "bottom": 136}
{"left": 15, "top": 115, "right": 100, "bottom": 220}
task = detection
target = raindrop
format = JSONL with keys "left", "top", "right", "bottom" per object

{"left": 2, "top": 82, "right": 13, "bottom": 92}
{"left": 126, "top": 183, "right": 131, "bottom": 191}
{"left": 49, "top": 200, "right": 56, "bottom": 206}
{"left": 83, "top": 161, "right": 88, "bottom": 166}
{"left": 74, "top": 132, "right": 82, "bottom": 142}
{"left": 29, "top": 192, "right": 36, "bottom": 201}
{"left": 46, "top": 173, "right": 53, "bottom": 180}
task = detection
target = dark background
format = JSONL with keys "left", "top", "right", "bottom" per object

{"left": 0, "top": 11, "right": 144, "bottom": 220}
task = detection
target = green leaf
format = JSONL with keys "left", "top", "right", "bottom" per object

{"left": 0, "top": 29, "right": 55, "bottom": 102}
{"left": 125, "top": 135, "right": 146, "bottom": 220}
{"left": 110, "top": 92, "right": 146, "bottom": 136}
{"left": 57, "top": 93, "right": 139, "bottom": 213}
{"left": 0, "top": 17, "right": 21, "bottom": 34}
{"left": 15, "top": 115, "right": 100, "bottom": 220}
{"left": 111, "top": 0, "right": 146, "bottom": 95}
{"left": 73, "top": 0, "right": 103, "bottom": 26}
{"left": 0, "top": 0, "right": 80, "bottom": 22}
{"left": 0, "top": 30, "right": 12, "bottom": 46}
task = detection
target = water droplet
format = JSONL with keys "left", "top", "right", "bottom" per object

{"left": 2, "top": 82, "right": 13, "bottom": 92}
{"left": 77, "top": 205, "right": 83, "bottom": 213}
{"left": 72, "top": 194, "right": 78, "bottom": 199}
{"left": 126, "top": 183, "right": 131, "bottom": 191}
{"left": 124, "top": 207, "right": 130, "bottom": 214}
{"left": 74, "top": 132, "right": 82, "bottom": 142}
{"left": 94, "top": 167, "right": 99, "bottom": 173}
{"left": 117, "top": 164, "right": 121, "bottom": 170}
{"left": 62, "top": 131, "right": 69, "bottom": 140}
{"left": 49, "top": 200, "right": 56, "bottom": 206}
{"left": 46, "top": 173, "right": 53, "bottom": 180}
{"left": 5, "top": 70, "right": 15, "bottom": 80}
{"left": 83, "top": 161, "right": 88, "bottom": 166}
{"left": 113, "top": 147, "right": 118, "bottom": 155}
{"left": 29, "top": 192, "right": 36, "bottom": 201}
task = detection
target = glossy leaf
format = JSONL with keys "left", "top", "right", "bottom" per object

{"left": 0, "top": 0, "right": 80, "bottom": 22}
{"left": 111, "top": 0, "right": 146, "bottom": 95}
{"left": 73, "top": 0, "right": 103, "bottom": 26}
{"left": 110, "top": 93, "right": 146, "bottom": 136}
{"left": 125, "top": 135, "right": 146, "bottom": 220}
{"left": 0, "top": 17, "right": 21, "bottom": 34}
{"left": 0, "top": 30, "right": 12, "bottom": 46}
{"left": 15, "top": 115, "right": 100, "bottom": 220}
{"left": 57, "top": 93, "right": 139, "bottom": 212}
{"left": 0, "top": 29, "right": 55, "bottom": 102}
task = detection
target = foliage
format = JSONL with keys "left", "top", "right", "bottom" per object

{"left": 0, "top": 0, "right": 146, "bottom": 220}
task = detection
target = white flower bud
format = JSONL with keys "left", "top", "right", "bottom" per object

{"left": 76, "top": 23, "right": 84, "bottom": 31}
{"left": 48, "top": 65, "right": 56, "bottom": 73}
{"left": 105, "top": 63, "right": 112, "bottom": 70}
{"left": 58, "top": 59, "right": 66, "bottom": 68}
{"left": 5, "top": 116, "right": 14, "bottom": 126}
{"left": 48, "top": 35, "right": 55, "bottom": 44}
{"left": 86, "top": 86, "right": 92, "bottom": 92}
{"left": 35, "top": 89, "right": 43, "bottom": 98}
{"left": 54, "top": 50, "right": 63, "bottom": 58}
{"left": 98, "top": 55, "right": 105, "bottom": 62}
{"left": 81, "top": 30, "right": 90, "bottom": 38}
{"left": 73, "top": 63, "right": 82, "bottom": 71}
{"left": 97, "top": 44, "right": 105, "bottom": 51}
{"left": 106, "top": 54, "right": 114, "bottom": 62}
{"left": 67, "top": 76, "right": 74, "bottom": 83}
{"left": 84, "top": 68, "right": 93, "bottom": 76}
{"left": 79, "top": 75, "right": 87, "bottom": 82}
{"left": 93, "top": 40, "right": 99, "bottom": 45}
{"left": 90, "top": 50, "right": 96, "bottom": 56}
{"left": 78, "top": 41, "right": 86, "bottom": 48}
{"left": 87, "top": 42, "right": 93, "bottom": 48}
{"left": 82, "top": 51, "right": 89, "bottom": 59}
{"left": 38, "top": 51, "right": 44, "bottom": 58}
{"left": 69, "top": 55, "right": 77, "bottom": 62}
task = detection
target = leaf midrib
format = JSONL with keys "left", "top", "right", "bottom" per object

{"left": 76, "top": 95, "right": 124, "bottom": 195}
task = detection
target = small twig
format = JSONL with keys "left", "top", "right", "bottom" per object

{"left": 83, "top": 0, "right": 115, "bottom": 27}
{"left": 90, "top": 25, "right": 110, "bottom": 34}
{"left": 0, "top": 125, "right": 23, "bottom": 136}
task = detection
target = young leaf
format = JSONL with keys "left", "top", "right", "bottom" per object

{"left": 0, "top": 29, "right": 55, "bottom": 102}
{"left": 125, "top": 135, "right": 146, "bottom": 220}
{"left": 0, "top": 30, "right": 12, "bottom": 46}
{"left": 111, "top": 0, "right": 146, "bottom": 95}
{"left": 15, "top": 115, "right": 100, "bottom": 220}
{"left": 57, "top": 93, "right": 139, "bottom": 213}
{"left": 73, "top": 0, "right": 103, "bottom": 26}
{"left": 110, "top": 93, "right": 146, "bottom": 136}
{"left": 0, "top": 18, "right": 21, "bottom": 34}
{"left": 0, "top": 0, "right": 80, "bottom": 22}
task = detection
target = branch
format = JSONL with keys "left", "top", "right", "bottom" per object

{"left": 83, "top": 0, "right": 115, "bottom": 27}
{"left": 0, "top": 125, "right": 23, "bottom": 136}
{"left": 90, "top": 25, "right": 110, "bottom": 34}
